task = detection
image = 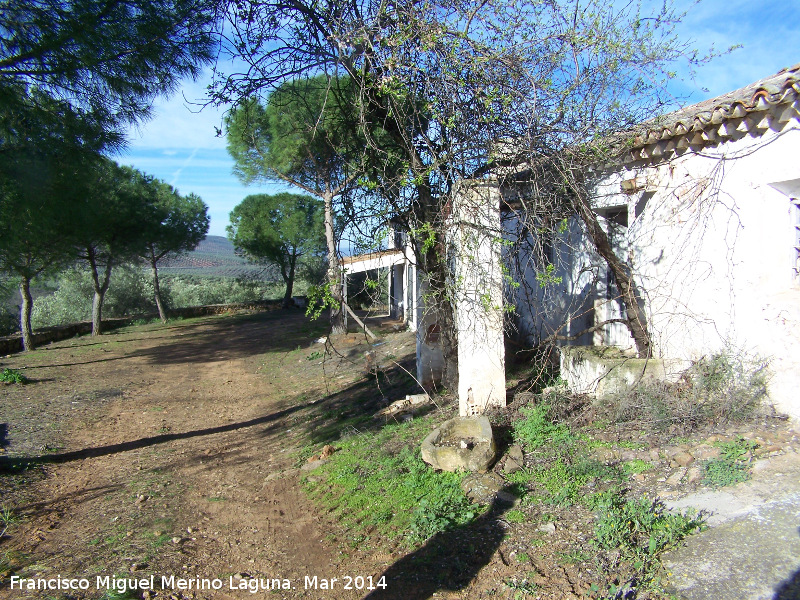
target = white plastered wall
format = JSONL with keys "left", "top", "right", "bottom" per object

{"left": 562, "top": 125, "right": 800, "bottom": 418}
{"left": 450, "top": 181, "right": 507, "bottom": 415}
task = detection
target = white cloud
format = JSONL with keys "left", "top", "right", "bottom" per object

{"left": 170, "top": 147, "right": 200, "bottom": 188}
{"left": 671, "top": 0, "right": 800, "bottom": 100}
{"left": 125, "top": 72, "right": 229, "bottom": 151}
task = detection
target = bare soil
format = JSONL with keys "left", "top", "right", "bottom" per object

{"left": 0, "top": 308, "right": 797, "bottom": 600}
{"left": 0, "top": 309, "right": 419, "bottom": 600}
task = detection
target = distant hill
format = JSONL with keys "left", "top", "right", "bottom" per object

{"left": 160, "top": 235, "right": 280, "bottom": 280}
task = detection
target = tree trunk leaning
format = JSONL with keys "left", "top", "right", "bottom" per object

{"left": 19, "top": 278, "right": 34, "bottom": 351}
{"left": 151, "top": 258, "right": 167, "bottom": 322}
{"left": 575, "top": 194, "right": 653, "bottom": 358}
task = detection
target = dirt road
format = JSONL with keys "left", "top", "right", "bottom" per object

{"left": 0, "top": 309, "right": 416, "bottom": 600}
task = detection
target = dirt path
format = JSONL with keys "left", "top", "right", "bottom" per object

{"left": 3, "top": 309, "right": 800, "bottom": 600}
{"left": 1, "top": 310, "right": 414, "bottom": 600}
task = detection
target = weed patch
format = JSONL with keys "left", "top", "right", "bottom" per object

{"left": 608, "top": 349, "right": 770, "bottom": 433}
{"left": 506, "top": 447, "right": 623, "bottom": 507}
{"left": 512, "top": 403, "right": 576, "bottom": 453}
{"left": 0, "top": 505, "right": 21, "bottom": 539}
{"left": 702, "top": 437, "right": 758, "bottom": 487}
{"left": 1, "top": 368, "right": 28, "bottom": 384}
{"left": 303, "top": 415, "right": 478, "bottom": 547}
{"left": 505, "top": 509, "right": 526, "bottom": 523}
{"left": 593, "top": 496, "right": 705, "bottom": 592}
{"left": 622, "top": 459, "right": 653, "bottom": 476}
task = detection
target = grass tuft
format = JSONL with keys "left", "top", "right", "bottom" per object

{"left": 303, "top": 415, "right": 478, "bottom": 546}
{"left": 702, "top": 437, "right": 758, "bottom": 487}
{"left": 0, "top": 368, "right": 28, "bottom": 384}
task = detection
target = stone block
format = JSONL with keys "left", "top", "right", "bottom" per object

{"left": 421, "top": 416, "right": 496, "bottom": 473}
{"left": 560, "top": 345, "right": 681, "bottom": 399}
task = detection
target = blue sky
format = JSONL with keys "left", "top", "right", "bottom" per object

{"left": 115, "top": 0, "right": 800, "bottom": 237}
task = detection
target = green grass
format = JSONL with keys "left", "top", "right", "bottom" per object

{"left": 507, "top": 397, "right": 708, "bottom": 598}
{"left": 0, "top": 368, "right": 29, "bottom": 384}
{"left": 702, "top": 437, "right": 759, "bottom": 487}
{"left": 303, "top": 414, "right": 478, "bottom": 546}
{"left": 622, "top": 459, "right": 653, "bottom": 476}
{"left": 558, "top": 548, "right": 592, "bottom": 564}
{"left": 512, "top": 403, "right": 576, "bottom": 452}
{"left": 509, "top": 406, "right": 626, "bottom": 507}
{"left": 505, "top": 509, "right": 527, "bottom": 523}
{"left": 0, "top": 505, "right": 21, "bottom": 539}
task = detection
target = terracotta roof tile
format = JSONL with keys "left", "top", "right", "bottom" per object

{"left": 625, "top": 63, "right": 800, "bottom": 156}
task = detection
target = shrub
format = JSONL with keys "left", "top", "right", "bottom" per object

{"left": 686, "top": 351, "right": 770, "bottom": 423}
{"left": 29, "top": 267, "right": 290, "bottom": 329}
{"left": 32, "top": 265, "right": 157, "bottom": 328}
{"left": 0, "top": 309, "right": 16, "bottom": 337}
{"left": 163, "top": 275, "right": 282, "bottom": 308}
{"left": 0, "top": 368, "right": 28, "bottom": 384}
{"left": 608, "top": 349, "right": 770, "bottom": 432}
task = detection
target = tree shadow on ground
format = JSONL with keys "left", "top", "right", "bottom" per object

{"left": 121, "top": 309, "right": 329, "bottom": 365}
{"left": 0, "top": 357, "right": 420, "bottom": 472}
{"left": 0, "top": 423, "right": 8, "bottom": 450}
{"left": 0, "top": 403, "right": 305, "bottom": 471}
{"left": 774, "top": 527, "right": 800, "bottom": 599}
{"left": 17, "top": 311, "right": 323, "bottom": 371}
{"left": 281, "top": 356, "right": 422, "bottom": 446}
{"left": 364, "top": 489, "right": 514, "bottom": 600}
{"left": 775, "top": 571, "right": 800, "bottom": 600}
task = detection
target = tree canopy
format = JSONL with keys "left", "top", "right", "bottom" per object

{"left": 73, "top": 161, "right": 157, "bottom": 336}
{"left": 226, "top": 75, "right": 369, "bottom": 332}
{"left": 0, "top": 0, "right": 217, "bottom": 141}
{"left": 228, "top": 193, "right": 325, "bottom": 308}
{"left": 141, "top": 184, "right": 210, "bottom": 321}
{"left": 0, "top": 93, "right": 103, "bottom": 349}
{"left": 0, "top": 0, "right": 217, "bottom": 345}
{"left": 213, "top": 0, "right": 709, "bottom": 377}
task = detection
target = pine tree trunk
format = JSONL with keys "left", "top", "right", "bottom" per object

{"left": 88, "top": 250, "right": 113, "bottom": 337}
{"left": 323, "top": 192, "right": 346, "bottom": 334}
{"left": 151, "top": 255, "right": 167, "bottom": 322}
{"left": 19, "top": 278, "right": 34, "bottom": 351}
{"left": 575, "top": 194, "right": 652, "bottom": 358}
{"left": 282, "top": 253, "right": 296, "bottom": 309}
{"left": 92, "top": 289, "right": 105, "bottom": 336}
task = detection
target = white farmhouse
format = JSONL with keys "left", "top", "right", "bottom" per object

{"left": 506, "top": 63, "right": 800, "bottom": 419}
{"left": 347, "top": 63, "right": 800, "bottom": 420}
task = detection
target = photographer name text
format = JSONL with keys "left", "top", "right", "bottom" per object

{"left": 10, "top": 574, "right": 387, "bottom": 594}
